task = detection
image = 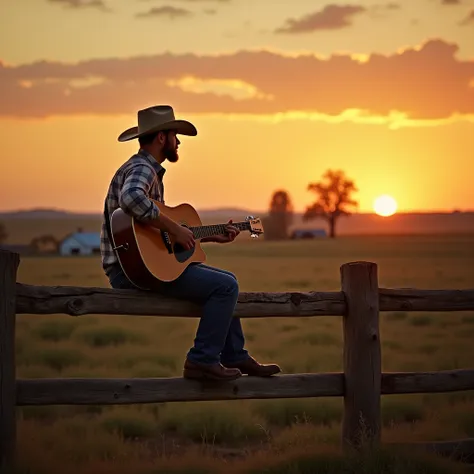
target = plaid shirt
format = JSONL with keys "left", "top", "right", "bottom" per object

{"left": 100, "top": 149, "right": 166, "bottom": 274}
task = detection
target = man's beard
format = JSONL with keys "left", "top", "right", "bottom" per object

{"left": 164, "top": 137, "right": 179, "bottom": 162}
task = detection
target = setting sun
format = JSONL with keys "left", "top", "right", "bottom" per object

{"left": 373, "top": 195, "right": 398, "bottom": 217}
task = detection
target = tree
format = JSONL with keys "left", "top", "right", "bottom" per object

{"left": 30, "top": 234, "right": 59, "bottom": 254}
{"left": 303, "top": 169, "right": 358, "bottom": 238}
{"left": 263, "top": 190, "right": 294, "bottom": 240}
{"left": 0, "top": 222, "right": 7, "bottom": 245}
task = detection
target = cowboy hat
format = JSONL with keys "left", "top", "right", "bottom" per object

{"left": 117, "top": 105, "right": 197, "bottom": 142}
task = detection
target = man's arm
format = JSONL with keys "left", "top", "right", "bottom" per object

{"left": 119, "top": 164, "right": 181, "bottom": 235}
{"left": 201, "top": 220, "right": 240, "bottom": 244}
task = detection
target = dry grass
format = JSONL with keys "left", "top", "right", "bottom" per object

{"left": 12, "top": 233, "right": 474, "bottom": 473}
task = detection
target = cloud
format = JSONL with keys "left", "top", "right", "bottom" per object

{"left": 371, "top": 2, "right": 401, "bottom": 10}
{"left": 48, "top": 0, "right": 110, "bottom": 11}
{"left": 276, "top": 3, "right": 401, "bottom": 33}
{"left": 459, "top": 9, "right": 474, "bottom": 24}
{"left": 373, "top": 2, "right": 401, "bottom": 12}
{"left": 136, "top": 6, "right": 192, "bottom": 18}
{"left": 1, "top": 39, "right": 473, "bottom": 122}
{"left": 368, "top": 3, "right": 401, "bottom": 19}
{"left": 276, "top": 4, "right": 367, "bottom": 33}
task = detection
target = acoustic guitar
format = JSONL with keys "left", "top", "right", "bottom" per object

{"left": 110, "top": 199, "right": 264, "bottom": 289}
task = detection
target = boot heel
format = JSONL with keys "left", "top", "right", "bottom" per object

{"left": 183, "top": 368, "right": 241, "bottom": 381}
{"left": 183, "top": 368, "right": 203, "bottom": 380}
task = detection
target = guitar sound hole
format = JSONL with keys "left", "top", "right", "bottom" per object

{"left": 173, "top": 243, "right": 195, "bottom": 263}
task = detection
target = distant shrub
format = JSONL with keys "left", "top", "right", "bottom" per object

{"left": 254, "top": 399, "right": 342, "bottom": 428}
{"left": 447, "top": 391, "right": 474, "bottom": 404}
{"left": 454, "top": 328, "right": 474, "bottom": 338}
{"left": 77, "top": 326, "right": 145, "bottom": 347}
{"left": 386, "top": 311, "right": 407, "bottom": 321}
{"left": 160, "top": 403, "right": 265, "bottom": 444}
{"left": 417, "top": 344, "right": 438, "bottom": 355}
{"left": 290, "top": 333, "right": 339, "bottom": 346}
{"left": 19, "top": 406, "right": 64, "bottom": 421}
{"left": 409, "top": 315, "right": 433, "bottom": 327}
{"left": 246, "top": 448, "right": 462, "bottom": 474}
{"left": 117, "top": 353, "right": 177, "bottom": 371}
{"left": 280, "top": 324, "right": 298, "bottom": 332}
{"left": 460, "top": 412, "right": 474, "bottom": 437}
{"left": 37, "top": 348, "right": 84, "bottom": 371}
{"left": 101, "top": 412, "right": 156, "bottom": 440}
{"left": 383, "top": 340, "right": 402, "bottom": 350}
{"left": 381, "top": 398, "right": 425, "bottom": 427}
{"left": 34, "top": 320, "right": 76, "bottom": 341}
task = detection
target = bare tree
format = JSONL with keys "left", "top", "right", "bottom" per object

{"left": 0, "top": 222, "right": 7, "bottom": 245}
{"left": 304, "top": 169, "right": 358, "bottom": 238}
{"left": 264, "top": 190, "right": 294, "bottom": 240}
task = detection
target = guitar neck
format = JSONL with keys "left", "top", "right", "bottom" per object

{"left": 190, "top": 221, "right": 251, "bottom": 240}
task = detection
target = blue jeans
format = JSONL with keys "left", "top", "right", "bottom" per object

{"left": 107, "top": 262, "right": 249, "bottom": 365}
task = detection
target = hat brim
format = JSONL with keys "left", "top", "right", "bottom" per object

{"left": 117, "top": 120, "right": 197, "bottom": 142}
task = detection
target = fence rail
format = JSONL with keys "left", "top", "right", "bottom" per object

{"left": 1, "top": 249, "right": 474, "bottom": 470}
{"left": 15, "top": 283, "right": 474, "bottom": 317}
{"left": 16, "top": 369, "right": 474, "bottom": 406}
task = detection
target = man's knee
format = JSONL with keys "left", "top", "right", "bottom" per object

{"left": 227, "top": 271, "right": 238, "bottom": 282}
{"left": 218, "top": 273, "right": 239, "bottom": 296}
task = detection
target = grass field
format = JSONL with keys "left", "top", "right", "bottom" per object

{"left": 12, "top": 234, "right": 474, "bottom": 473}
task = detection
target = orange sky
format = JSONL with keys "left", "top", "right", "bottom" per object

{"left": 1, "top": 0, "right": 473, "bottom": 214}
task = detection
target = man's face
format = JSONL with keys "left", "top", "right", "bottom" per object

{"left": 162, "top": 130, "right": 180, "bottom": 163}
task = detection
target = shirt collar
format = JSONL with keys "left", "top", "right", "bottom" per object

{"left": 138, "top": 149, "right": 166, "bottom": 177}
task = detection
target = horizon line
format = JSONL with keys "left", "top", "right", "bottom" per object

{"left": 1, "top": 207, "right": 474, "bottom": 216}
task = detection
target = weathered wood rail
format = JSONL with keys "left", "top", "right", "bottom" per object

{"left": 1, "top": 249, "right": 474, "bottom": 469}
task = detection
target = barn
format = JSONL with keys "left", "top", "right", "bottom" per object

{"left": 59, "top": 231, "right": 101, "bottom": 256}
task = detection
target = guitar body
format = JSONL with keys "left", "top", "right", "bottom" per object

{"left": 110, "top": 200, "right": 206, "bottom": 290}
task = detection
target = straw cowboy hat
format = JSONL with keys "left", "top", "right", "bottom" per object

{"left": 117, "top": 105, "right": 197, "bottom": 142}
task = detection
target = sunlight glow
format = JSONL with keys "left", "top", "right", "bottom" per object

{"left": 373, "top": 195, "right": 398, "bottom": 217}
{"left": 166, "top": 76, "right": 274, "bottom": 101}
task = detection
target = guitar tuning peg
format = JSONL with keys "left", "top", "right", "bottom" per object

{"left": 250, "top": 233, "right": 259, "bottom": 238}
{"left": 246, "top": 215, "right": 255, "bottom": 221}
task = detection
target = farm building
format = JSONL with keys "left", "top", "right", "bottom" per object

{"left": 59, "top": 230, "right": 101, "bottom": 256}
{"left": 290, "top": 228, "right": 327, "bottom": 239}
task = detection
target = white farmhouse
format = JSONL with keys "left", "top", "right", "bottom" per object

{"left": 59, "top": 229, "right": 101, "bottom": 256}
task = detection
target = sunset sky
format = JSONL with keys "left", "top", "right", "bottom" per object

{"left": 1, "top": 0, "right": 473, "bottom": 214}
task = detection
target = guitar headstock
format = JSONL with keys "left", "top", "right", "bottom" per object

{"left": 245, "top": 216, "right": 264, "bottom": 238}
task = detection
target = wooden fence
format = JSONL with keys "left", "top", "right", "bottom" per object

{"left": 1, "top": 249, "right": 474, "bottom": 469}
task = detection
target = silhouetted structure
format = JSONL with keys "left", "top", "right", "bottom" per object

{"left": 304, "top": 169, "right": 358, "bottom": 238}
{"left": 263, "top": 190, "right": 294, "bottom": 240}
{"left": 30, "top": 235, "right": 59, "bottom": 254}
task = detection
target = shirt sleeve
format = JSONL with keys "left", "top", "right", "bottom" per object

{"left": 118, "top": 164, "right": 160, "bottom": 221}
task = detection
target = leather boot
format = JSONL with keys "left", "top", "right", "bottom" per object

{"left": 183, "top": 358, "right": 242, "bottom": 381}
{"left": 222, "top": 356, "right": 281, "bottom": 377}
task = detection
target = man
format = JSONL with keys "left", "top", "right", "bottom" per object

{"left": 100, "top": 105, "right": 281, "bottom": 382}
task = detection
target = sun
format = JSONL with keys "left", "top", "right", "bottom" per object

{"left": 373, "top": 195, "right": 397, "bottom": 217}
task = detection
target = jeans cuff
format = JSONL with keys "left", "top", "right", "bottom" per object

{"left": 220, "top": 352, "right": 250, "bottom": 365}
{"left": 186, "top": 351, "right": 220, "bottom": 365}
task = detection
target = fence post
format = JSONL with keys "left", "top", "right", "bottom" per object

{"left": 0, "top": 250, "right": 19, "bottom": 470}
{"left": 340, "top": 261, "right": 381, "bottom": 452}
